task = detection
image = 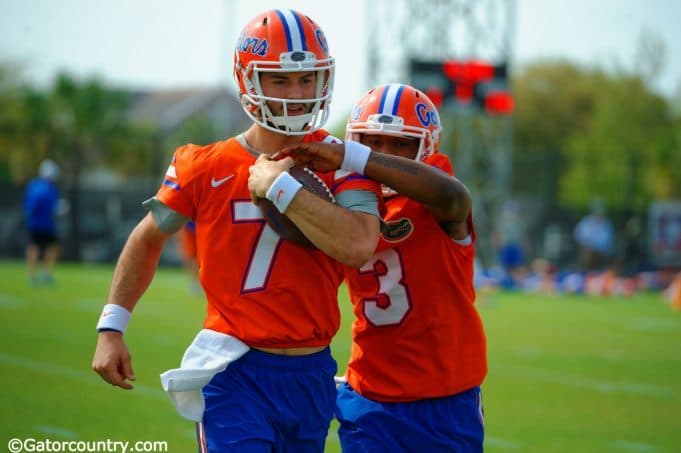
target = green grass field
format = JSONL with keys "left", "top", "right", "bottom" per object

{"left": 1, "top": 260, "right": 680, "bottom": 452}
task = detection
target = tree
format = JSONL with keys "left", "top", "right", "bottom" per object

{"left": 0, "top": 63, "right": 40, "bottom": 182}
{"left": 561, "top": 74, "right": 676, "bottom": 210}
{"left": 512, "top": 60, "right": 601, "bottom": 195}
{"left": 512, "top": 57, "right": 680, "bottom": 212}
{"left": 0, "top": 65, "right": 157, "bottom": 183}
{"left": 48, "top": 73, "right": 155, "bottom": 177}
{"left": 44, "top": 73, "right": 156, "bottom": 259}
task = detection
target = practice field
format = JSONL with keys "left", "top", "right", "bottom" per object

{"left": 0, "top": 260, "right": 680, "bottom": 452}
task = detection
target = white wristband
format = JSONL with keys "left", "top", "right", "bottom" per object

{"left": 96, "top": 304, "right": 132, "bottom": 334}
{"left": 265, "top": 171, "right": 303, "bottom": 213}
{"left": 341, "top": 141, "right": 371, "bottom": 175}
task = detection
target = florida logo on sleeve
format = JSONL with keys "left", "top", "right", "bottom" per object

{"left": 381, "top": 217, "right": 414, "bottom": 243}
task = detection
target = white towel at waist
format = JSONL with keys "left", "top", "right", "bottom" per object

{"left": 160, "top": 329, "right": 249, "bottom": 421}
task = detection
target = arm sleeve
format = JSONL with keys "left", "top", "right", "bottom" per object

{"left": 336, "top": 189, "right": 381, "bottom": 219}
{"left": 142, "top": 197, "right": 191, "bottom": 234}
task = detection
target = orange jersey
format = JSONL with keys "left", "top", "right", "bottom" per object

{"left": 156, "top": 131, "right": 380, "bottom": 349}
{"left": 344, "top": 153, "right": 487, "bottom": 402}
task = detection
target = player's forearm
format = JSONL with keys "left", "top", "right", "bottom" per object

{"left": 366, "top": 152, "right": 471, "bottom": 222}
{"left": 107, "top": 215, "right": 169, "bottom": 312}
{"left": 286, "top": 190, "right": 380, "bottom": 267}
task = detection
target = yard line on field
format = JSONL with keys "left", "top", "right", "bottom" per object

{"left": 0, "top": 352, "right": 165, "bottom": 399}
{"left": 75, "top": 299, "right": 107, "bottom": 312}
{"left": 627, "top": 317, "right": 681, "bottom": 333}
{"left": 484, "top": 437, "right": 521, "bottom": 449}
{"left": 74, "top": 300, "right": 183, "bottom": 312}
{"left": 76, "top": 299, "right": 201, "bottom": 328}
{"left": 610, "top": 439, "right": 659, "bottom": 452}
{"left": 494, "top": 362, "right": 679, "bottom": 401}
{"left": 0, "top": 293, "right": 25, "bottom": 308}
{"left": 36, "top": 425, "right": 78, "bottom": 439}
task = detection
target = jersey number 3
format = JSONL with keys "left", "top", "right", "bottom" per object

{"left": 359, "top": 249, "right": 412, "bottom": 326}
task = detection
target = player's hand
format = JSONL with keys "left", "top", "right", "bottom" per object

{"left": 281, "top": 142, "right": 345, "bottom": 172}
{"left": 248, "top": 154, "right": 294, "bottom": 202}
{"left": 92, "top": 331, "right": 136, "bottom": 390}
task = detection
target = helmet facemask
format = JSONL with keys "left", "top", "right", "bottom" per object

{"left": 346, "top": 113, "right": 433, "bottom": 162}
{"left": 347, "top": 115, "right": 430, "bottom": 198}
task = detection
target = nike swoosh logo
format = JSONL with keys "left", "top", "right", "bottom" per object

{"left": 211, "top": 175, "right": 235, "bottom": 188}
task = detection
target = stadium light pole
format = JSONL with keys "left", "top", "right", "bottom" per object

{"left": 366, "top": 0, "right": 516, "bottom": 269}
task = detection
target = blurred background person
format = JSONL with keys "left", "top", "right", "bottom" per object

{"left": 573, "top": 200, "right": 614, "bottom": 271}
{"left": 665, "top": 271, "right": 681, "bottom": 312}
{"left": 177, "top": 220, "right": 201, "bottom": 294}
{"left": 493, "top": 199, "right": 528, "bottom": 288}
{"left": 615, "top": 216, "right": 647, "bottom": 277}
{"left": 23, "top": 159, "right": 62, "bottom": 286}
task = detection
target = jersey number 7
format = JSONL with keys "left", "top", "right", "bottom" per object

{"left": 232, "top": 200, "right": 283, "bottom": 293}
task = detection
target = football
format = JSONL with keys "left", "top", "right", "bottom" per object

{"left": 258, "top": 166, "right": 335, "bottom": 247}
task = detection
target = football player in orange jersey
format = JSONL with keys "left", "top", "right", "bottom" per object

{"left": 285, "top": 84, "right": 487, "bottom": 452}
{"left": 92, "top": 9, "right": 382, "bottom": 452}
{"left": 177, "top": 220, "right": 201, "bottom": 294}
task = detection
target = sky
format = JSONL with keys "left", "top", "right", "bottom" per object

{"left": 2, "top": 0, "right": 680, "bottom": 126}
